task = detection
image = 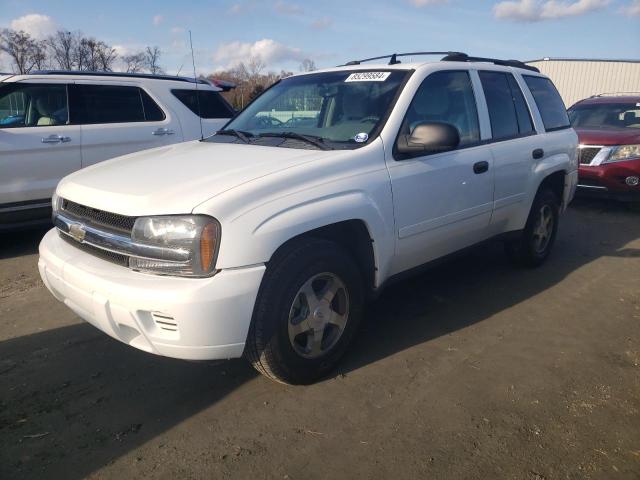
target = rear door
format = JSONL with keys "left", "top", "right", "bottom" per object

{"left": 0, "top": 81, "right": 81, "bottom": 208}
{"left": 71, "top": 82, "right": 183, "bottom": 167}
{"left": 477, "top": 70, "right": 540, "bottom": 232}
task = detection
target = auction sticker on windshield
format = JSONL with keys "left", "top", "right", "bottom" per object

{"left": 345, "top": 72, "right": 391, "bottom": 82}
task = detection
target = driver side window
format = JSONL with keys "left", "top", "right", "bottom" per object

{"left": 0, "top": 83, "right": 68, "bottom": 128}
{"left": 402, "top": 71, "right": 480, "bottom": 147}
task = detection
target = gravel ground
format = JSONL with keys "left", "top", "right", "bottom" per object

{"left": 1, "top": 198, "right": 639, "bottom": 480}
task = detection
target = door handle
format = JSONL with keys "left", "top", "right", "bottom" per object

{"left": 152, "top": 128, "right": 174, "bottom": 136}
{"left": 532, "top": 148, "right": 544, "bottom": 159}
{"left": 41, "top": 135, "right": 70, "bottom": 144}
{"left": 473, "top": 161, "right": 489, "bottom": 174}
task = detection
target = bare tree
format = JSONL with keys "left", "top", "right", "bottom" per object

{"left": 31, "top": 40, "right": 48, "bottom": 71}
{"left": 144, "top": 46, "right": 163, "bottom": 74}
{"left": 299, "top": 58, "right": 316, "bottom": 72}
{"left": 96, "top": 42, "right": 117, "bottom": 71}
{"left": 74, "top": 37, "right": 117, "bottom": 71}
{"left": 0, "top": 29, "right": 42, "bottom": 74}
{"left": 47, "top": 30, "right": 78, "bottom": 70}
{"left": 123, "top": 52, "right": 146, "bottom": 73}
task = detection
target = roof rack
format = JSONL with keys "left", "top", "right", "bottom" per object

{"left": 441, "top": 53, "right": 540, "bottom": 72}
{"left": 30, "top": 70, "right": 211, "bottom": 84}
{"left": 343, "top": 51, "right": 465, "bottom": 66}
{"left": 590, "top": 92, "right": 640, "bottom": 98}
{"left": 342, "top": 51, "right": 540, "bottom": 72}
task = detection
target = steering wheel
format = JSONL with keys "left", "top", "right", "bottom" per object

{"left": 255, "top": 116, "right": 284, "bottom": 128}
{"left": 360, "top": 116, "right": 379, "bottom": 124}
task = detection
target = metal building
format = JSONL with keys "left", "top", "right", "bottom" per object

{"left": 526, "top": 58, "right": 640, "bottom": 108}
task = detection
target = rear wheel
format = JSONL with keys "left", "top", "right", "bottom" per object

{"left": 245, "top": 238, "right": 364, "bottom": 384}
{"left": 505, "top": 188, "right": 559, "bottom": 267}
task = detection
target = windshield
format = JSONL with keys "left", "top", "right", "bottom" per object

{"left": 207, "top": 70, "right": 410, "bottom": 149}
{"left": 568, "top": 102, "right": 640, "bottom": 129}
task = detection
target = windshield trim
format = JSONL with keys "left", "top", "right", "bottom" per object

{"left": 214, "top": 69, "right": 415, "bottom": 149}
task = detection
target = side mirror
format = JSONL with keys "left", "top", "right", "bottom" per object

{"left": 396, "top": 122, "right": 460, "bottom": 156}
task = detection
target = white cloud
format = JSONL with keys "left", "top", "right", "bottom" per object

{"left": 152, "top": 14, "right": 164, "bottom": 26}
{"left": 621, "top": 0, "right": 640, "bottom": 15}
{"left": 311, "top": 17, "right": 333, "bottom": 30}
{"left": 494, "top": 0, "right": 611, "bottom": 21}
{"left": 10, "top": 14, "right": 57, "bottom": 39}
{"left": 213, "top": 38, "right": 305, "bottom": 69}
{"left": 274, "top": 1, "right": 303, "bottom": 15}
{"left": 409, "top": 0, "right": 449, "bottom": 6}
{"left": 170, "top": 26, "right": 185, "bottom": 34}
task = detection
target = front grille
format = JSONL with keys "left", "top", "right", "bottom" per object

{"left": 578, "top": 146, "right": 601, "bottom": 165}
{"left": 62, "top": 200, "right": 136, "bottom": 233}
{"left": 59, "top": 232, "right": 129, "bottom": 266}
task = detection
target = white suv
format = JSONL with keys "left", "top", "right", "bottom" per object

{"left": 38, "top": 53, "right": 578, "bottom": 384}
{"left": 0, "top": 71, "right": 234, "bottom": 229}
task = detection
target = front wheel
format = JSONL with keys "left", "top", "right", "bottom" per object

{"left": 505, "top": 188, "right": 560, "bottom": 267}
{"left": 245, "top": 238, "right": 364, "bottom": 384}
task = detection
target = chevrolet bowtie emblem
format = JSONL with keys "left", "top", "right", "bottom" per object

{"left": 69, "top": 223, "right": 86, "bottom": 243}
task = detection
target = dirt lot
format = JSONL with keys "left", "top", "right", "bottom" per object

{"left": 1, "top": 198, "right": 639, "bottom": 480}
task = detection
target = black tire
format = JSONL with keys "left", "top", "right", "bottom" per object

{"left": 245, "top": 238, "right": 364, "bottom": 385}
{"left": 505, "top": 188, "right": 560, "bottom": 268}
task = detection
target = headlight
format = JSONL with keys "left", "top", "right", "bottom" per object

{"left": 129, "top": 215, "right": 220, "bottom": 277}
{"left": 603, "top": 144, "right": 640, "bottom": 164}
{"left": 51, "top": 192, "right": 63, "bottom": 221}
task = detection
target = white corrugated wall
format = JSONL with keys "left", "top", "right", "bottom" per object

{"left": 526, "top": 59, "right": 640, "bottom": 108}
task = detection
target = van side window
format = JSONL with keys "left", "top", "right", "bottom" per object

{"left": 401, "top": 71, "right": 480, "bottom": 147}
{"left": 523, "top": 76, "right": 570, "bottom": 131}
{"left": 71, "top": 85, "right": 166, "bottom": 124}
{"left": 171, "top": 89, "right": 235, "bottom": 119}
{"left": 0, "top": 84, "right": 68, "bottom": 128}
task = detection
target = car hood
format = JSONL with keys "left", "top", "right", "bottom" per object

{"left": 57, "top": 141, "right": 335, "bottom": 216}
{"left": 575, "top": 128, "right": 640, "bottom": 146}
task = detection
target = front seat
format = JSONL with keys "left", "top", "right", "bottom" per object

{"left": 35, "top": 96, "right": 59, "bottom": 126}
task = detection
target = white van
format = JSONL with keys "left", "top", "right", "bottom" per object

{"left": 0, "top": 71, "right": 235, "bottom": 229}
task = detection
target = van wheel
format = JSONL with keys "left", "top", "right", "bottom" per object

{"left": 505, "top": 188, "right": 559, "bottom": 267}
{"left": 245, "top": 238, "right": 364, "bottom": 385}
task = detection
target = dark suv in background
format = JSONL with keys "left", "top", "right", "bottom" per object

{"left": 568, "top": 94, "right": 640, "bottom": 201}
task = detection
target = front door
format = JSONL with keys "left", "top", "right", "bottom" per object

{"left": 0, "top": 82, "right": 81, "bottom": 207}
{"left": 386, "top": 70, "right": 494, "bottom": 274}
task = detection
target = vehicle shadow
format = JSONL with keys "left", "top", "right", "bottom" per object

{"left": 0, "top": 198, "right": 637, "bottom": 479}
{"left": 340, "top": 196, "right": 640, "bottom": 376}
{"left": 0, "top": 226, "right": 50, "bottom": 259}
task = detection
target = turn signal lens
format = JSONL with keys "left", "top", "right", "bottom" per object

{"left": 200, "top": 222, "right": 219, "bottom": 271}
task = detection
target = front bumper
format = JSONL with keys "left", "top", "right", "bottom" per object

{"left": 38, "top": 228, "right": 265, "bottom": 360}
{"left": 578, "top": 159, "right": 640, "bottom": 201}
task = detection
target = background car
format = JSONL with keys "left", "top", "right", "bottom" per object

{"left": 568, "top": 93, "right": 640, "bottom": 201}
{"left": 0, "top": 71, "right": 235, "bottom": 230}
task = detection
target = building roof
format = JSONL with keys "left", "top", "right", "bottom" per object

{"left": 527, "top": 57, "right": 640, "bottom": 64}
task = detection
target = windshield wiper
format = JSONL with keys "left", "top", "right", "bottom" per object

{"left": 258, "top": 132, "right": 331, "bottom": 150}
{"left": 215, "top": 129, "right": 253, "bottom": 144}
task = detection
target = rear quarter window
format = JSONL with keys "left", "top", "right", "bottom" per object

{"left": 171, "top": 89, "right": 235, "bottom": 119}
{"left": 523, "top": 76, "right": 570, "bottom": 132}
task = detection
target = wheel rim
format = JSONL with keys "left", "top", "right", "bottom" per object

{"left": 287, "top": 272, "right": 350, "bottom": 359}
{"left": 532, "top": 204, "right": 554, "bottom": 254}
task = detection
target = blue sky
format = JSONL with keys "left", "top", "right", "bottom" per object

{"left": 1, "top": 0, "right": 639, "bottom": 74}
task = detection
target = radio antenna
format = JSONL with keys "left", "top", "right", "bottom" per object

{"left": 189, "top": 30, "right": 204, "bottom": 140}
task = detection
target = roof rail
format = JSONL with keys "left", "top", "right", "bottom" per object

{"left": 30, "top": 70, "right": 211, "bottom": 84}
{"left": 590, "top": 91, "right": 640, "bottom": 98}
{"left": 343, "top": 51, "right": 466, "bottom": 66}
{"left": 441, "top": 53, "right": 540, "bottom": 72}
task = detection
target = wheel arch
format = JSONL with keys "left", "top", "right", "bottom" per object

{"left": 266, "top": 219, "right": 377, "bottom": 295}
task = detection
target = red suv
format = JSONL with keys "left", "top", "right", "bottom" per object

{"left": 568, "top": 94, "right": 640, "bottom": 201}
